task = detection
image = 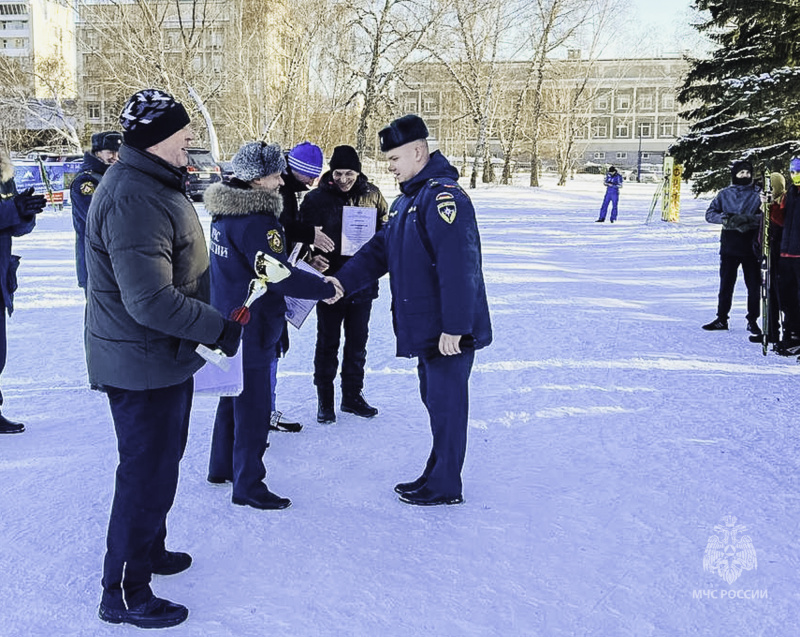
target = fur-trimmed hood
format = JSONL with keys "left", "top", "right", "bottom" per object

{"left": 203, "top": 181, "right": 283, "bottom": 218}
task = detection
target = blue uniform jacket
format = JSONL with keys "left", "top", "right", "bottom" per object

{"left": 604, "top": 172, "right": 623, "bottom": 189}
{"left": 0, "top": 168, "right": 36, "bottom": 315}
{"left": 70, "top": 152, "right": 110, "bottom": 288}
{"left": 205, "top": 179, "right": 335, "bottom": 368}
{"left": 335, "top": 151, "right": 492, "bottom": 358}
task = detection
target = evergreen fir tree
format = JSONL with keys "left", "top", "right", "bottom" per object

{"left": 671, "top": 0, "right": 800, "bottom": 193}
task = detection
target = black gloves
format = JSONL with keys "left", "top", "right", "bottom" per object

{"left": 14, "top": 188, "right": 47, "bottom": 220}
{"left": 214, "top": 319, "right": 242, "bottom": 357}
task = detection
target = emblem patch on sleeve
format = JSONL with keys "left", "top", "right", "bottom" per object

{"left": 267, "top": 229, "right": 284, "bottom": 253}
{"left": 436, "top": 192, "right": 457, "bottom": 224}
{"left": 79, "top": 181, "right": 95, "bottom": 196}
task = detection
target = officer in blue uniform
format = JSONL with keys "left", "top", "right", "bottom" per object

{"left": 330, "top": 115, "right": 492, "bottom": 506}
{"left": 205, "top": 141, "right": 336, "bottom": 511}
{"left": 70, "top": 131, "right": 122, "bottom": 291}
{"left": 0, "top": 148, "right": 45, "bottom": 434}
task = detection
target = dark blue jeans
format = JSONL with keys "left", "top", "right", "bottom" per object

{"left": 101, "top": 378, "right": 193, "bottom": 609}
{"left": 415, "top": 347, "right": 475, "bottom": 497}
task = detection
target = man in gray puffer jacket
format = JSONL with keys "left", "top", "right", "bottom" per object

{"left": 86, "top": 89, "right": 241, "bottom": 630}
{"left": 702, "top": 159, "right": 763, "bottom": 335}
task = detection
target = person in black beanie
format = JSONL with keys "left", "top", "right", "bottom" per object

{"left": 702, "top": 159, "right": 763, "bottom": 334}
{"left": 86, "top": 89, "right": 241, "bottom": 629}
{"left": 70, "top": 130, "right": 122, "bottom": 292}
{"left": 299, "top": 145, "right": 388, "bottom": 423}
{"left": 0, "top": 146, "right": 45, "bottom": 434}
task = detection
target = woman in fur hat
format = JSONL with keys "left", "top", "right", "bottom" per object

{"left": 205, "top": 141, "right": 337, "bottom": 510}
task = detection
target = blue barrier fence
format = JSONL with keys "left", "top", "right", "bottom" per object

{"left": 14, "top": 161, "right": 83, "bottom": 206}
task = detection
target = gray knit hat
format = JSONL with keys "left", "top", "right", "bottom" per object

{"left": 232, "top": 141, "right": 286, "bottom": 182}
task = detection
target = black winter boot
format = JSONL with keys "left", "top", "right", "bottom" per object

{"left": 0, "top": 413, "right": 24, "bottom": 434}
{"left": 341, "top": 389, "right": 378, "bottom": 419}
{"left": 316, "top": 385, "right": 336, "bottom": 424}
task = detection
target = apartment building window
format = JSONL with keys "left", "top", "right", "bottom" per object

{"left": 660, "top": 121, "right": 674, "bottom": 137}
{"left": 1, "top": 37, "right": 25, "bottom": 49}
{"left": 88, "top": 103, "right": 101, "bottom": 120}
{"left": 422, "top": 94, "right": 438, "bottom": 114}
{"left": 638, "top": 94, "right": 654, "bottom": 109}
{"left": 642, "top": 152, "right": 651, "bottom": 160}
{"left": 0, "top": 20, "right": 26, "bottom": 29}
{"left": 591, "top": 118, "right": 609, "bottom": 138}
{"left": 638, "top": 122, "right": 653, "bottom": 138}
{"left": 616, "top": 152, "right": 627, "bottom": 160}
{"left": 617, "top": 95, "right": 631, "bottom": 110}
{"left": 661, "top": 94, "right": 675, "bottom": 110}
{"left": 403, "top": 99, "right": 417, "bottom": 113}
{"left": 593, "top": 151, "right": 606, "bottom": 160}
{"left": 596, "top": 95, "right": 609, "bottom": 110}
{"left": 0, "top": 5, "right": 28, "bottom": 15}
{"left": 616, "top": 122, "right": 630, "bottom": 138}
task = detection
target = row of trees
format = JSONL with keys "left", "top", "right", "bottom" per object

{"left": 1, "top": 0, "right": 730, "bottom": 192}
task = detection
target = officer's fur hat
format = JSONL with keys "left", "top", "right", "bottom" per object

{"left": 232, "top": 141, "right": 286, "bottom": 182}
{"left": 379, "top": 114, "right": 429, "bottom": 152}
{"left": 92, "top": 131, "right": 123, "bottom": 153}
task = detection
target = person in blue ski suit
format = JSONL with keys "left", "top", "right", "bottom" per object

{"left": 596, "top": 166, "right": 623, "bottom": 222}
{"left": 205, "top": 141, "right": 336, "bottom": 511}
{"left": 328, "top": 114, "right": 492, "bottom": 506}
{"left": 70, "top": 131, "right": 122, "bottom": 291}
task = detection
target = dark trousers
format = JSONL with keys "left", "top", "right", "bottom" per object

{"left": 415, "top": 348, "right": 475, "bottom": 496}
{"left": 779, "top": 258, "right": 800, "bottom": 337}
{"left": 599, "top": 189, "right": 619, "bottom": 221}
{"left": 101, "top": 378, "right": 193, "bottom": 610}
{"left": 209, "top": 362, "right": 272, "bottom": 499}
{"left": 0, "top": 308, "right": 5, "bottom": 406}
{"left": 716, "top": 254, "right": 761, "bottom": 323}
{"left": 313, "top": 299, "right": 372, "bottom": 391}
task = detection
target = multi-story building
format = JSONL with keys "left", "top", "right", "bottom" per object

{"left": 75, "top": 0, "right": 296, "bottom": 156}
{"left": 397, "top": 54, "right": 690, "bottom": 173}
{"left": 0, "top": 0, "right": 77, "bottom": 145}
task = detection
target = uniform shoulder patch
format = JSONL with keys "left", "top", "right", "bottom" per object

{"left": 267, "top": 229, "right": 284, "bottom": 253}
{"left": 79, "top": 181, "right": 96, "bottom": 196}
{"left": 437, "top": 197, "right": 457, "bottom": 224}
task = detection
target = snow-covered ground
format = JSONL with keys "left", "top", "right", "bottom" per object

{"left": 2, "top": 174, "right": 798, "bottom": 636}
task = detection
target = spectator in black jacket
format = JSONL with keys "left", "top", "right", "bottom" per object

{"left": 702, "top": 159, "right": 762, "bottom": 334}
{"left": 87, "top": 89, "right": 240, "bottom": 629}
{"left": 299, "top": 145, "right": 388, "bottom": 423}
{"left": 0, "top": 147, "right": 45, "bottom": 434}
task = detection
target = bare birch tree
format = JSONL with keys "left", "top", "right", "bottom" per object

{"left": 423, "top": 0, "right": 526, "bottom": 188}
